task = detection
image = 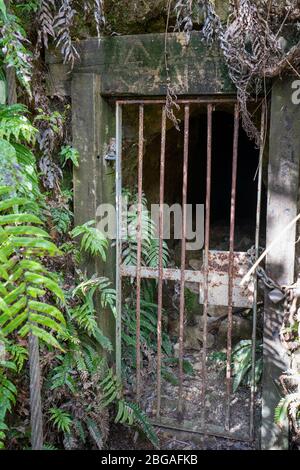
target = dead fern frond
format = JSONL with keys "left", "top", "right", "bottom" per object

{"left": 174, "top": 0, "right": 194, "bottom": 43}
{"left": 37, "top": 0, "right": 56, "bottom": 49}
{"left": 93, "top": 0, "right": 105, "bottom": 37}
{"left": 54, "top": 0, "right": 79, "bottom": 68}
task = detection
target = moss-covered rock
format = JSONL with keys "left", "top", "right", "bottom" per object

{"left": 104, "top": 0, "right": 231, "bottom": 35}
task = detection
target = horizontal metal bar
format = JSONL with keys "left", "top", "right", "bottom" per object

{"left": 152, "top": 417, "right": 252, "bottom": 443}
{"left": 120, "top": 251, "right": 254, "bottom": 308}
{"left": 121, "top": 250, "right": 251, "bottom": 278}
{"left": 121, "top": 265, "right": 202, "bottom": 282}
{"left": 116, "top": 97, "right": 239, "bottom": 105}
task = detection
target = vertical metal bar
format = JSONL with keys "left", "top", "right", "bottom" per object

{"left": 225, "top": 103, "right": 239, "bottom": 431}
{"left": 136, "top": 104, "right": 144, "bottom": 402}
{"left": 115, "top": 103, "right": 123, "bottom": 380}
{"left": 178, "top": 105, "right": 190, "bottom": 416}
{"left": 249, "top": 102, "right": 266, "bottom": 439}
{"left": 156, "top": 106, "right": 167, "bottom": 419}
{"left": 201, "top": 104, "right": 213, "bottom": 427}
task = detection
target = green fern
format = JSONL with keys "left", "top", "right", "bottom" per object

{"left": 0, "top": 186, "right": 66, "bottom": 349}
{"left": 71, "top": 220, "right": 108, "bottom": 261}
{"left": 122, "top": 189, "right": 169, "bottom": 268}
{"left": 60, "top": 145, "right": 79, "bottom": 168}
{"left": 0, "top": 105, "right": 37, "bottom": 145}
{"left": 73, "top": 276, "right": 116, "bottom": 318}
{"left": 100, "top": 368, "right": 159, "bottom": 449}
{"left": 231, "top": 340, "right": 263, "bottom": 392}
{"left": 0, "top": 335, "right": 18, "bottom": 448}
{"left": 49, "top": 408, "right": 72, "bottom": 434}
{"left": 275, "top": 394, "right": 300, "bottom": 427}
{"left": 50, "top": 206, "right": 73, "bottom": 235}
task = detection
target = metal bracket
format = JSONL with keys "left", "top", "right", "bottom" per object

{"left": 104, "top": 138, "right": 116, "bottom": 163}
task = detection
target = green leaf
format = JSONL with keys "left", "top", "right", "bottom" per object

{"left": 28, "top": 301, "right": 65, "bottom": 324}
{"left": 19, "top": 324, "right": 65, "bottom": 351}
{"left": 2, "top": 311, "right": 27, "bottom": 335}
{"left": 0, "top": 214, "right": 42, "bottom": 225}
{"left": 24, "top": 272, "right": 64, "bottom": 301}
{"left": 0, "top": 1, "right": 7, "bottom": 19}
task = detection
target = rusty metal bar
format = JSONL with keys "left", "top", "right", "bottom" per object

{"left": 116, "top": 97, "right": 242, "bottom": 106}
{"left": 178, "top": 104, "right": 190, "bottom": 416}
{"left": 136, "top": 104, "right": 144, "bottom": 402}
{"left": 225, "top": 103, "right": 240, "bottom": 431}
{"left": 156, "top": 106, "right": 167, "bottom": 419}
{"left": 153, "top": 416, "right": 252, "bottom": 442}
{"left": 201, "top": 104, "right": 213, "bottom": 427}
{"left": 249, "top": 102, "right": 266, "bottom": 439}
{"left": 115, "top": 103, "right": 123, "bottom": 380}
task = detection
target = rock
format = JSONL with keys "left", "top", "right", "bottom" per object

{"left": 188, "top": 259, "right": 202, "bottom": 271}
{"left": 184, "top": 326, "right": 215, "bottom": 350}
{"left": 174, "top": 327, "right": 214, "bottom": 354}
{"left": 196, "top": 315, "right": 219, "bottom": 331}
{"left": 174, "top": 342, "right": 180, "bottom": 357}
{"left": 207, "top": 305, "right": 227, "bottom": 318}
{"left": 218, "top": 317, "right": 252, "bottom": 347}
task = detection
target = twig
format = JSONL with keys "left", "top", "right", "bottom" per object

{"left": 241, "top": 212, "right": 300, "bottom": 286}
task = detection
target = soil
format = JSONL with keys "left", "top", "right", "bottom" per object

{"left": 138, "top": 349, "right": 260, "bottom": 450}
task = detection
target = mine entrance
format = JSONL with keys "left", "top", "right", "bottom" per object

{"left": 115, "top": 98, "right": 266, "bottom": 443}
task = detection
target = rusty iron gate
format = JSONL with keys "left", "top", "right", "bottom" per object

{"left": 115, "top": 97, "right": 266, "bottom": 442}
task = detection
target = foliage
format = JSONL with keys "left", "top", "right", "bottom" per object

{"left": 0, "top": 104, "right": 40, "bottom": 202}
{"left": 0, "top": 186, "right": 66, "bottom": 349}
{"left": 60, "top": 145, "right": 79, "bottom": 168}
{"left": 122, "top": 189, "right": 169, "bottom": 268}
{"left": 277, "top": 282, "right": 300, "bottom": 442}
{"left": 209, "top": 339, "right": 263, "bottom": 392}
{"left": 49, "top": 407, "right": 72, "bottom": 434}
{"left": 54, "top": 0, "right": 79, "bottom": 68}
{"left": 37, "top": 0, "right": 106, "bottom": 66}
{"left": 0, "top": 11, "right": 32, "bottom": 95}
{"left": 0, "top": 184, "right": 65, "bottom": 446}
{"left": 50, "top": 205, "right": 73, "bottom": 235}
{"left": 71, "top": 220, "right": 108, "bottom": 261}
{"left": 275, "top": 392, "right": 300, "bottom": 438}
{"left": 231, "top": 340, "right": 262, "bottom": 392}
{"left": 100, "top": 368, "right": 159, "bottom": 448}
{"left": 0, "top": 104, "right": 37, "bottom": 145}
{"left": 0, "top": 334, "right": 27, "bottom": 448}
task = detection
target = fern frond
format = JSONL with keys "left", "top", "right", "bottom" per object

{"left": 49, "top": 407, "right": 72, "bottom": 434}
{"left": 126, "top": 402, "right": 159, "bottom": 449}
{"left": 53, "top": 0, "right": 79, "bottom": 68}
{"left": 0, "top": 105, "right": 37, "bottom": 145}
{"left": 38, "top": 0, "right": 56, "bottom": 49}
{"left": 71, "top": 220, "right": 108, "bottom": 261}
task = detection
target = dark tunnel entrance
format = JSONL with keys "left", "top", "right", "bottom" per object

{"left": 120, "top": 100, "right": 266, "bottom": 443}
{"left": 123, "top": 102, "right": 267, "bottom": 255}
